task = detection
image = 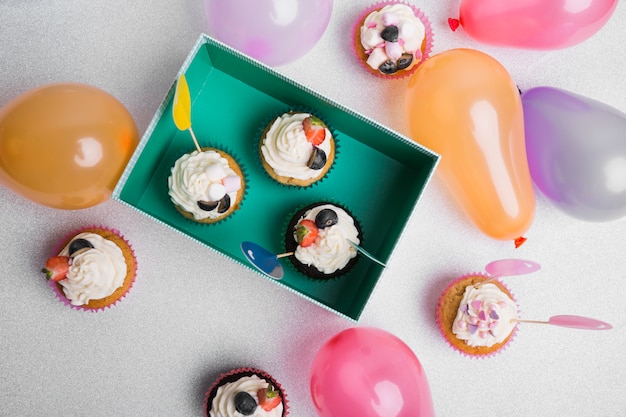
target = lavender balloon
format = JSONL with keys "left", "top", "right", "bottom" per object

{"left": 522, "top": 87, "right": 626, "bottom": 221}
{"left": 205, "top": 0, "right": 333, "bottom": 66}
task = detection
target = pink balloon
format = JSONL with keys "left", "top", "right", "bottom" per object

{"left": 204, "top": 0, "right": 333, "bottom": 66}
{"left": 310, "top": 327, "right": 435, "bottom": 417}
{"left": 455, "top": 0, "right": 617, "bottom": 49}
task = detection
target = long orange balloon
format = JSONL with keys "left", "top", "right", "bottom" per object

{"left": 0, "top": 83, "right": 139, "bottom": 210}
{"left": 405, "top": 49, "right": 534, "bottom": 241}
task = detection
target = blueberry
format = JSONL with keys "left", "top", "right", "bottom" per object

{"left": 68, "top": 238, "right": 94, "bottom": 257}
{"left": 378, "top": 60, "right": 398, "bottom": 74}
{"left": 197, "top": 200, "right": 219, "bottom": 211}
{"left": 307, "top": 147, "right": 327, "bottom": 170}
{"left": 315, "top": 208, "right": 338, "bottom": 229}
{"left": 397, "top": 53, "right": 414, "bottom": 70}
{"left": 380, "top": 25, "right": 399, "bottom": 42}
{"left": 234, "top": 391, "right": 257, "bottom": 415}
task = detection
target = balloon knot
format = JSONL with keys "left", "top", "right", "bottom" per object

{"left": 448, "top": 18, "right": 460, "bottom": 32}
{"left": 514, "top": 237, "right": 527, "bottom": 248}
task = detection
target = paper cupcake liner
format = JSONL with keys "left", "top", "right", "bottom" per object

{"left": 256, "top": 107, "right": 339, "bottom": 189}
{"left": 203, "top": 367, "right": 289, "bottom": 417}
{"left": 48, "top": 226, "right": 138, "bottom": 312}
{"left": 352, "top": 1, "right": 434, "bottom": 80}
{"left": 167, "top": 146, "right": 249, "bottom": 226}
{"left": 435, "top": 273, "right": 519, "bottom": 359}
{"left": 282, "top": 200, "right": 363, "bottom": 282}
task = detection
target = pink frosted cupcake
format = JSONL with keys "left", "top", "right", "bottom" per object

{"left": 203, "top": 368, "right": 288, "bottom": 417}
{"left": 41, "top": 226, "right": 137, "bottom": 311}
{"left": 436, "top": 273, "right": 519, "bottom": 358}
{"left": 352, "top": 1, "right": 433, "bottom": 78}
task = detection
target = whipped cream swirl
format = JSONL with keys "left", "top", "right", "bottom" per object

{"left": 209, "top": 374, "right": 283, "bottom": 417}
{"left": 168, "top": 150, "right": 242, "bottom": 220}
{"left": 294, "top": 204, "right": 359, "bottom": 274}
{"left": 360, "top": 4, "right": 426, "bottom": 71}
{"left": 261, "top": 112, "right": 332, "bottom": 180}
{"left": 58, "top": 232, "right": 127, "bottom": 306}
{"left": 452, "top": 283, "right": 518, "bottom": 347}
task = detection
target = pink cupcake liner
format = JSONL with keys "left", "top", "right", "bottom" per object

{"left": 352, "top": 1, "right": 434, "bottom": 80}
{"left": 435, "top": 273, "right": 519, "bottom": 359}
{"left": 48, "top": 225, "right": 137, "bottom": 312}
{"left": 203, "top": 367, "right": 289, "bottom": 417}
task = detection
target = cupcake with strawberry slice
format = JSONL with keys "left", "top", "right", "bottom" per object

{"left": 42, "top": 227, "right": 137, "bottom": 311}
{"left": 285, "top": 202, "right": 362, "bottom": 280}
{"left": 203, "top": 367, "right": 288, "bottom": 417}
{"left": 259, "top": 111, "right": 335, "bottom": 187}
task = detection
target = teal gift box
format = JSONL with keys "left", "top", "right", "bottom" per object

{"left": 112, "top": 34, "right": 439, "bottom": 321}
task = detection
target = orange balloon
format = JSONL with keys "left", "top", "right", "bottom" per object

{"left": 404, "top": 49, "right": 535, "bottom": 241}
{"left": 0, "top": 83, "right": 139, "bottom": 209}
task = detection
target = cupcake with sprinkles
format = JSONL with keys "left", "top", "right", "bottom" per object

{"left": 42, "top": 226, "right": 137, "bottom": 311}
{"left": 203, "top": 367, "right": 288, "bottom": 417}
{"left": 352, "top": 1, "right": 433, "bottom": 78}
{"left": 436, "top": 273, "right": 519, "bottom": 358}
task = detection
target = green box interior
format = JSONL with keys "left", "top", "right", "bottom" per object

{"left": 113, "top": 35, "right": 439, "bottom": 321}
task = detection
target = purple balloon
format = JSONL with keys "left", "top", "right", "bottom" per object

{"left": 205, "top": 0, "right": 333, "bottom": 66}
{"left": 522, "top": 87, "right": 626, "bottom": 221}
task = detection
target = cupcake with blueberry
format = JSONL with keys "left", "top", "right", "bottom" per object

{"left": 168, "top": 147, "right": 245, "bottom": 224}
{"left": 352, "top": 2, "right": 433, "bottom": 78}
{"left": 203, "top": 368, "right": 288, "bottom": 417}
{"left": 259, "top": 111, "right": 335, "bottom": 187}
{"left": 42, "top": 227, "right": 137, "bottom": 311}
{"left": 284, "top": 202, "right": 361, "bottom": 280}
{"left": 436, "top": 273, "right": 519, "bottom": 358}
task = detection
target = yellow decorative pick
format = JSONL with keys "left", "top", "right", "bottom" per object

{"left": 173, "top": 74, "right": 201, "bottom": 153}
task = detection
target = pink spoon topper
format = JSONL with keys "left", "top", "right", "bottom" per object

{"left": 548, "top": 315, "right": 612, "bottom": 330}
{"left": 484, "top": 259, "right": 541, "bottom": 277}
{"left": 516, "top": 315, "right": 613, "bottom": 330}
{"left": 483, "top": 260, "right": 612, "bottom": 330}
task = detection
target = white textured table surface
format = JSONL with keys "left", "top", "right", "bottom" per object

{"left": 1, "top": 1, "right": 625, "bottom": 416}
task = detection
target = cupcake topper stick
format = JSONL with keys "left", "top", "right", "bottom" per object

{"left": 347, "top": 240, "right": 386, "bottom": 267}
{"left": 513, "top": 315, "right": 612, "bottom": 330}
{"left": 173, "top": 74, "right": 202, "bottom": 153}
{"left": 240, "top": 239, "right": 385, "bottom": 280}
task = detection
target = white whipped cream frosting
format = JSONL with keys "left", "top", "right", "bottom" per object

{"left": 294, "top": 204, "right": 359, "bottom": 274}
{"left": 209, "top": 375, "right": 283, "bottom": 417}
{"left": 168, "top": 150, "right": 242, "bottom": 220}
{"left": 360, "top": 4, "right": 426, "bottom": 71}
{"left": 261, "top": 112, "right": 332, "bottom": 180}
{"left": 452, "top": 283, "right": 519, "bottom": 347}
{"left": 58, "top": 232, "right": 127, "bottom": 306}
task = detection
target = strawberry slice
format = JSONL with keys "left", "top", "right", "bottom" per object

{"left": 294, "top": 219, "right": 319, "bottom": 248}
{"left": 41, "top": 256, "right": 70, "bottom": 282}
{"left": 257, "top": 385, "right": 282, "bottom": 412}
{"left": 302, "top": 116, "right": 326, "bottom": 146}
